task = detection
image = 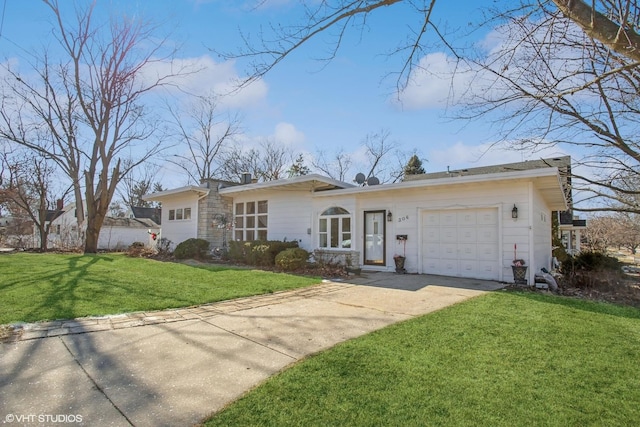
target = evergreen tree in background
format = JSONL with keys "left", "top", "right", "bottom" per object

{"left": 403, "top": 155, "right": 425, "bottom": 177}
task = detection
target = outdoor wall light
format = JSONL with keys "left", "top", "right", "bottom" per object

{"left": 512, "top": 204, "right": 518, "bottom": 219}
{"left": 387, "top": 211, "right": 393, "bottom": 222}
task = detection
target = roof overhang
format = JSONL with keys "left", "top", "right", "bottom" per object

{"left": 142, "top": 185, "right": 209, "bottom": 201}
{"left": 313, "top": 167, "right": 568, "bottom": 211}
{"left": 219, "top": 174, "right": 354, "bottom": 195}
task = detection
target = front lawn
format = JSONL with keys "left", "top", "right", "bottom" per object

{"left": 0, "top": 252, "right": 320, "bottom": 324}
{"left": 205, "top": 291, "right": 640, "bottom": 426}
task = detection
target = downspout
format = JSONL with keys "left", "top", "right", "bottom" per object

{"left": 528, "top": 182, "right": 535, "bottom": 286}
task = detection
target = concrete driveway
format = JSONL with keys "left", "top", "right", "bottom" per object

{"left": 0, "top": 272, "right": 503, "bottom": 427}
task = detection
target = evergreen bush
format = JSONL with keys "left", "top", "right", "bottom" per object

{"left": 275, "top": 248, "right": 310, "bottom": 271}
{"left": 174, "top": 238, "right": 210, "bottom": 259}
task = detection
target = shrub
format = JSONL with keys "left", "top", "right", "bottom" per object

{"left": 174, "top": 238, "right": 210, "bottom": 260}
{"left": 228, "top": 240, "right": 299, "bottom": 266}
{"left": 562, "top": 251, "right": 622, "bottom": 274}
{"left": 127, "top": 242, "right": 154, "bottom": 258}
{"left": 156, "top": 237, "right": 173, "bottom": 255}
{"left": 275, "top": 248, "right": 310, "bottom": 271}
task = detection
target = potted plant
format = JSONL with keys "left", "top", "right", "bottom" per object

{"left": 393, "top": 254, "right": 406, "bottom": 273}
{"left": 394, "top": 234, "right": 408, "bottom": 274}
{"left": 512, "top": 244, "right": 528, "bottom": 285}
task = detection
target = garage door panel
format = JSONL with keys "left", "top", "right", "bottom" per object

{"left": 459, "top": 244, "right": 477, "bottom": 260}
{"left": 441, "top": 260, "right": 457, "bottom": 274}
{"left": 422, "top": 208, "right": 499, "bottom": 280}
{"left": 422, "top": 228, "right": 440, "bottom": 242}
{"left": 459, "top": 260, "right": 476, "bottom": 275}
{"left": 478, "top": 261, "right": 498, "bottom": 279}
{"left": 424, "top": 213, "right": 440, "bottom": 227}
{"left": 458, "top": 227, "right": 477, "bottom": 243}
{"left": 423, "top": 260, "right": 439, "bottom": 275}
{"left": 477, "top": 243, "right": 498, "bottom": 260}
{"left": 440, "top": 228, "right": 457, "bottom": 243}
{"left": 477, "top": 225, "right": 498, "bottom": 242}
{"left": 477, "top": 210, "right": 498, "bottom": 225}
{"left": 441, "top": 243, "right": 458, "bottom": 258}
{"left": 441, "top": 213, "right": 458, "bottom": 226}
{"left": 457, "top": 212, "right": 477, "bottom": 226}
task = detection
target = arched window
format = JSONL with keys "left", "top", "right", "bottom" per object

{"left": 319, "top": 207, "right": 351, "bottom": 249}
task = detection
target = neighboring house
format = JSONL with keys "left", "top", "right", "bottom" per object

{"left": 127, "top": 206, "right": 162, "bottom": 225}
{"left": 558, "top": 211, "right": 587, "bottom": 255}
{"left": 98, "top": 217, "right": 160, "bottom": 250}
{"left": 46, "top": 202, "right": 161, "bottom": 250}
{"left": 144, "top": 157, "right": 574, "bottom": 284}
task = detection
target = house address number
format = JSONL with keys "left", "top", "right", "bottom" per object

{"left": 397, "top": 215, "right": 409, "bottom": 223}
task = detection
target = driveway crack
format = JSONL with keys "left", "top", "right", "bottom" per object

{"left": 59, "top": 337, "right": 134, "bottom": 426}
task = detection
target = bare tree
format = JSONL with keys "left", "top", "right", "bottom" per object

{"left": 312, "top": 148, "right": 353, "bottom": 181}
{"left": 361, "top": 129, "right": 403, "bottom": 183}
{"left": 584, "top": 213, "right": 640, "bottom": 254}
{"left": 219, "top": 138, "right": 291, "bottom": 182}
{"left": 457, "top": 4, "right": 640, "bottom": 213}
{"left": 222, "top": 1, "right": 640, "bottom": 88}
{"left": 218, "top": 1, "right": 640, "bottom": 211}
{"left": 0, "top": 149, "right": 70, "bottom": 251}
{"left": 167, "top": 93, "right": 241, "bottom": 184}
{"left": 117, "top": 162, "right": 163, "bottom": 209}
{"left": 0, "top": 1, "right": 180, "bottom": 253}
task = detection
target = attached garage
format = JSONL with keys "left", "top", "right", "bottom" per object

{"left": 421, "top": 208, "right": 500, "bottom": 280}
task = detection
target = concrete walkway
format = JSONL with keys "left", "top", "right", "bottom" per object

{"left": 0, "top": 272, "right": 503, "bottom": 427}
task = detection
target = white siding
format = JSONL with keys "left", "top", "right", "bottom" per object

{"left": 160, "top": 194, "right": 199, "bottom": 248}
{"left": 232, "top": 190, "right": 315, "bottom": 248}
{"left": 311, "top": 179, "right": 547, "bottom": 282}
{"left": 97, "top": 226, "right": 159, "bottom": 250}
{"left": 531, "top": 184, "right": 553, "bottom": 276}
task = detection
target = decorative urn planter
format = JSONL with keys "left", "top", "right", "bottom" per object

{"left": 512, "top": 259, "right": 528, "bottom": 285}
{"left": 394, "top": 255, "right": 406, "bottom": 274}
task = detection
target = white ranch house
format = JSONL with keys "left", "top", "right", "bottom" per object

{"left": 144, "top": 157, "right": 575, "bottom": 285}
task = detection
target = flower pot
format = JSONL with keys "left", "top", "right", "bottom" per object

{"left": 512, "top": 265, "right": 528, "bottom": 285}
{"left": 394, "top": 256, "right": 406, "bottom": 274}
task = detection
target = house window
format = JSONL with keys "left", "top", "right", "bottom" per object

{"left": 319, "top": 207, "right": 351, "bottom": 249}
{"left": 168, "top": 207, "right": 192, "bottom": 221}
{"left": 235, "top": 200, "right": 268, "bottom": 241}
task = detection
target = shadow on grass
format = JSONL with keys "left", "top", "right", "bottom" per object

{"left": 19, "top": 255, "right": 116, "bottom": 323}
{"left": 504, "top": 288, "right": 640, "bottom": 320}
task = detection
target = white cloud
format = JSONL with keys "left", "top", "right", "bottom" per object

{"left": 273, "top": 122, "right": 305, "bottom": 146}
{"left": 141, "top": 55, "right": 268, "bottom": 109}
{"left": 394, "top": 52, "right": 474, "bottom": 110}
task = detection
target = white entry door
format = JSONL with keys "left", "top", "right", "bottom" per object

{"left": 364, "top": 210, "right": 385, "bottom": 265}
{"left": 421, "top": 208, "right": 499, "bottom": 280}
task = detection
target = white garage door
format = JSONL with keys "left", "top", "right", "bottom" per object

{"left": 422, "top": 208, "right": 499, "bottom": 280}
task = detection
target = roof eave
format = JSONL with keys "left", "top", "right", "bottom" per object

{"left": 143, "top": 186, "right": 209, "bottom": 201}
{"left": 219, "top": 174, "right": 354, "bottom": 195}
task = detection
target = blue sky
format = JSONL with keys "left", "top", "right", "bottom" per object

{"left": 0, "top": 0, "right": 571, "bottom": 187}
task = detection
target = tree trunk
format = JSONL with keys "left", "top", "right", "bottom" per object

{"left": 38, "top": 226, "right": 48, "bottom": 252}
{"left": 84, "top": 223, "right": 100, "bottom": 253}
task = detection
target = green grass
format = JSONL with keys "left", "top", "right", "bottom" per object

{"left": 205, "top": 291, "right": 640, "bottom": 427}
{"left": 0, "top": 252, "right": 320, "bottom": 324}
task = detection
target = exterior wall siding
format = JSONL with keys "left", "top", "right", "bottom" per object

{"left": 231, "top": 190, "right": 314, "bottom": 247}
{"left": 312, "top": 179, "right": 548, "bottom": 282}
{"left": 97, "top": 225, "right": 160, "bottom": 250}
{"left": 160, "top": 193, "right": 199, "bottom": 249}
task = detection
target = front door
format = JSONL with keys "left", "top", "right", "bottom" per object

{"left": 364, "top": 210, "right": 385, "bottom": 265}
